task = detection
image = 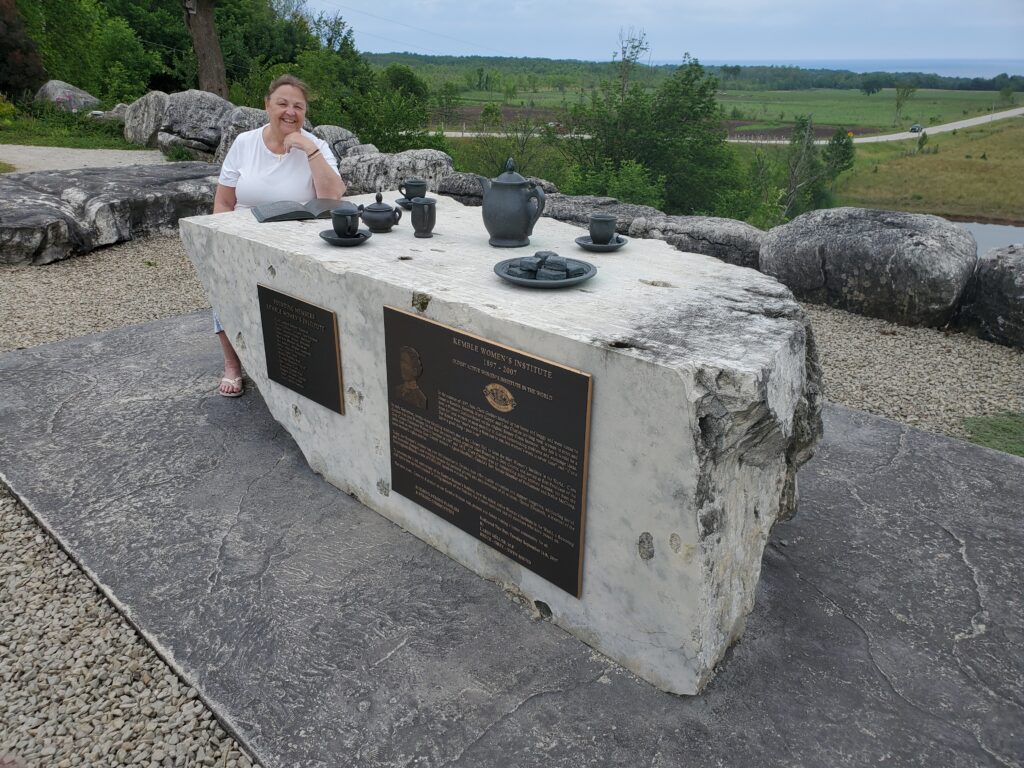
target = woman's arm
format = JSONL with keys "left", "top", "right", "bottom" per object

{"left": 213, "top": 184, "right": 237, "bottom": 213}
{"left": 283, "top": 133, "right": 345, "bottom": 199}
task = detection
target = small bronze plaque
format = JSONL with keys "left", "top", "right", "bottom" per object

{"left": 384, "top": 306, "right": 592, "bottom": 597}
{"left": 258, "top": 285, "right": 344, "bottom": 414}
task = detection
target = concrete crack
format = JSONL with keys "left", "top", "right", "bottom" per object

{"left": 770, "top": 543, "right": 1015, "bottom": 766}
{"left": 208, "top": 455, "right": 287, "bottom": 595}
{"left": 445, "top": 671, "right": 607, "bottom": 766}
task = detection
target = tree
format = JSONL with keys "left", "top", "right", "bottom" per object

{"left": 0, "top": 0, "right": 46, "bottom": 97}
{"left": 894, "top": 83, "right": 917, "bottom": 125}
{"left": 381, "top": 63, "right": 428, "bottom": 102}
{"left": 823, "top": 127, "right": 855, "bottom": 186}
{"left": 182, "top": 0, "right": 227, "bottom": 96}
{"left": 860, "top": 76, "right": 885, "bottom": 96}
{"left": 783, "top": 116, "right": 827, "bottom": 217}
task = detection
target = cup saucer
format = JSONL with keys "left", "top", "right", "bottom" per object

{"left": 394, "top": 198, "right": 413, "bottom": 210}
{"left": 575, "top": 234, "right": 627, "bottom": 252}
{"left": 319, "top": 229, "right": 372, "bottom": 247}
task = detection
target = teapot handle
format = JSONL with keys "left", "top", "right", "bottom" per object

{"left": 527, "top": 184, "right": 545, "bottom": 235}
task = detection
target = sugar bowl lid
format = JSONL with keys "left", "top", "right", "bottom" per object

{"left": 363, "top": 191, "right": 394, "bottom": 212}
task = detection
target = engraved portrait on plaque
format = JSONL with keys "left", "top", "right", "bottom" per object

{"left": 257, "top": 285, "right": 344, "bottom": 414}
{"left": 383, "top": 306, "right": 593, "bottom": 597}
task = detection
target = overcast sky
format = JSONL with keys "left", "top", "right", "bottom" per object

{"left": 302, "top": 0, "right": 1024, "bottom": 67}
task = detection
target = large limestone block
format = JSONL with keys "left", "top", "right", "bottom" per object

{"left": 338, "top": 149, "right": 454, "bottom": 194}
{"left": 124, "top": 91, "right": 168, "bottom": 147}
{"left": 180, "top": 194, "right": 821, "bottom": 694}
{"left": 0, "top": 164, "right": 217, "bottom": 265}
{"left": 957, "top": 244, "right": 1024, "bottom": 348}
{"left": 215, "top": 106, "right": 267, "bottom": 164}
{"left": 760, "top": 207, "right": 978, "bottom": 326}
{"left": 161, "top": 89, "right": 234, "bottom": 153}
{"left": 35, "top": 80, "right": 99, "bottom": 112}
{"left": 312, "top": 125, "right": 361, "bottom": 160}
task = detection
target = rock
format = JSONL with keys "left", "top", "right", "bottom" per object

{"left": 438, "top": 172, "right": 557, "bottom": 207}
{"left": 157, "top": 132, "right": 216, "bottom": 162}
{"left": 633, "top": 215, "right": 764, "bottom": 270}
{"left": 160, "top": 90, "right": 234, "bottom": 156}
{"left": 214, "top": 107, "right": 267, "bottom": 164}
{"left": 436, "top": 171, "right": 485, "bottom": 205}
{"left": 338, "top": 149, "right": 454, "bottom": 195}
{"left": 0, "top": 163, "right": 218, "bottom": 266}
{"left": 35, "top": 80, "right": 99, "bottom": 112}
{"left": 124, "top": 92, "right": 169, "bottom": 147}
{"left": 311, "top": 125, "right": 361, "bottom": 160}
{"left": 346, "top": 143, "right": 379, "bottom": 157}
{"left": 759, "top": 208, "right": 978, "bottom": 326}
{"left": 956, "top": 244, "right": 1024, "bottom": 348}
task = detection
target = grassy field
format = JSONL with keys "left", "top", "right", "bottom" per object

{"left": 0, "top": 110, "right": 141, "bottom": 150}
{"left": 719, "top": 88, "right": 1013, "bottom": 132}
{"left": 834, "top": 119, "right": 1024, "bottom": 222}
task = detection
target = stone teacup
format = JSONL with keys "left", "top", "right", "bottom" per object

{"left": 589, "top": 213, "right": 617, "bottom": 245}
{"left": 331, "top": 203, "right": 361, "bottom": 237}
{"left": 399, "top": 178, "right": 428, "bottom": 201}
{"left": 411, "top": 197, "right": 437, "bottom": 238}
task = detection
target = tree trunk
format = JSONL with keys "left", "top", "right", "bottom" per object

{"left": 182, "top": 0, "right": 227, "bottom": 98}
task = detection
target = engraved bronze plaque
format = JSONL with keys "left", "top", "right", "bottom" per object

{"left": 384, "top": 306, "right": 592, "bottom": 597}
{"left": 258, "top": 285, "right": 344, "bottom": 414}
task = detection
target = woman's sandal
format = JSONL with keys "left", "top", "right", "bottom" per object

{"left": 218, "top": 376, "right": 244, "bottom": 397}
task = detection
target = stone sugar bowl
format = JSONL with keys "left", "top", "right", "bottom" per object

{"left": 360, "top": 192, "right": 402, "bottom": 233}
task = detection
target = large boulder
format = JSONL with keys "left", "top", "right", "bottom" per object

{"left": 0, "top": 164, "right": 218, "bottom": 266}
{"left": 124, "top": 91, "right": 168, "bottom": 147}
{"left": 631, "top": 215, "right": 765, "bottom": 270}
{"left": 214, "top": 106, "right": 267, "bottom": 164}
{"left": 338, "top": 149, "right": 454, "bottom": 195}
{"left": 759, "top": 208, "right": 978, "bottom": 326}
{"left": 312, "top": 125, "right": 361, "bottom": 160}
{"left": 956, "top": 244, "right": 1024, "bottom": 348}
{"left": 34, "top": 80, "right": 99, "bottom": 112}
{"left": 160, "top": 90, "right": 234, "bottom": 159}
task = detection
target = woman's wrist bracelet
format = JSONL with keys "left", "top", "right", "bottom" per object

{"left": 307, "top": 148, "right": 321, "bottom": 160}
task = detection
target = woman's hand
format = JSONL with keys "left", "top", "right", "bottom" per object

{"left": 282, "top": 132, "right": 317, "bottom": 156}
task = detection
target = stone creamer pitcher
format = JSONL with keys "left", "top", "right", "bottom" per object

{"left": 476, "top": 158, "right": 545, "bottom": 247}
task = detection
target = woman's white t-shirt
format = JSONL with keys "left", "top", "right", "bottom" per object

{"left": 218, "top": 127, "right": 340, "bottom": 209}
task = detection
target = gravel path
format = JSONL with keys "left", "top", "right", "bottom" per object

{"left": 0, "top": 144, "right": 167, "bottom": 173}
{"left": 1, "top": 235, "right": 1023, "bottom": 766}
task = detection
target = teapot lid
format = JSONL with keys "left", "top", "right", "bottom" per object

{"left": 364, "top": 191, "right": 394, "bottom": 212}
{"left": 495, "top": 157, "right": 528, "bottom": 184}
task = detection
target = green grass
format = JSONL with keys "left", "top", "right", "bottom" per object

{"left": 0, "top": 161, "right": 14, "bottom": 173}
{"left": 963, "top": 412, "right": 1024, "bottom": 457}
{"left": 0, "top": 107, "right": 142, "bottom": 150}
{"left": 719, "top": 88, "right": 1013, "bottom": 131}
{"left": 835, "top": 120, "right": 1024, "bottom": 222}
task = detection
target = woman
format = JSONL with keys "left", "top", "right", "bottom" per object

{"left": 212, "top": 74, "right": 346, "bottom": 396}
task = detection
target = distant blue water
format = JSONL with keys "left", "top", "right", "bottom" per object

{"left": 690, "top": 59, "right": 1024, "bottom": 79}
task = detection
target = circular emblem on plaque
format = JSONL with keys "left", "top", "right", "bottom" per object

{"left": 483, "top": 383, "right": 516, "bottom": 413}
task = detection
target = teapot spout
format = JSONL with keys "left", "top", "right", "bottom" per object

{"left": 475, "top": 174, "right": 491, "bottom": 194}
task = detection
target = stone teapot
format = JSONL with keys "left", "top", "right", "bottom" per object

{"left": 476, "top": 158, "right": 545, "bottom": 247}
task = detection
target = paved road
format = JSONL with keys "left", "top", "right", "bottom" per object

{"left": 728, "top": 106, "right": 1024, "bottom": 145}
{"left": 0, "top": 144, "right": 167, "bottom": 172}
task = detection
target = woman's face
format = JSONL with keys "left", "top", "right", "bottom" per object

{"left": 265, "top": 85, "right": 307, "bottom": 134}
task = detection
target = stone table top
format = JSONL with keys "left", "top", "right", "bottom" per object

{"left": 188, "top": 191, "right": 806, "bottom": 377}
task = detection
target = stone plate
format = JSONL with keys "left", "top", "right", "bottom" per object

{"left": 319, "top": 229, "right": 372, "bottom": 247}
{"left": 395, "top": 197, "right": 413, "bottom": 210}
{"left": 494, "top": 257, "right": 596, "bottom": 288}
{"left": 575, "top": 234, "right": 628, "bottom": 252}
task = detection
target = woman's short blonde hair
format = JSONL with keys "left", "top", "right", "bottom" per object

{"left": 266, "top": 74, "right": 309, "bottom": 102}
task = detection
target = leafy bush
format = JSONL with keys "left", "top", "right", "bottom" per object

{"left": 561, "top": 159, "right": 665, "bottom": 210}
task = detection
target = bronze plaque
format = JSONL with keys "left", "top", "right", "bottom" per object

{"left": 258, "top": 285, "right": 344, "bottom": 414}
{"left": 384, "top": 306, "right": 592, "bottom": 597}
